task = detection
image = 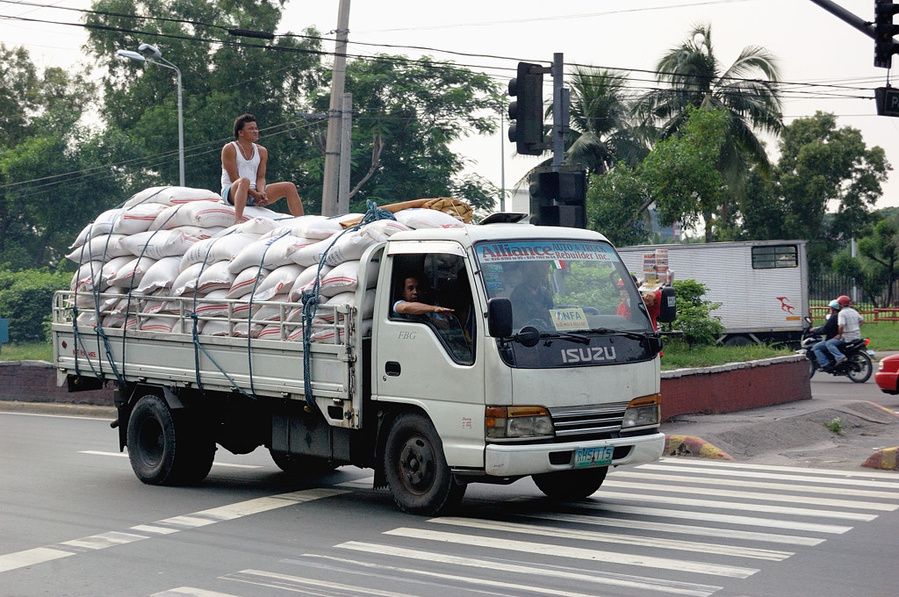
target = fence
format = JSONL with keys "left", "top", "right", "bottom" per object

{"left": 809, "top": 272, "right": 899, "bottom": 323}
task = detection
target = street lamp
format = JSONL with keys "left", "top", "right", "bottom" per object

{"left": 116, "top": 44, "right": 185, "bottom": 187}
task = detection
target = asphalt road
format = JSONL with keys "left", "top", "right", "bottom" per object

{"left": 2, "top": 407, "right": 899, "bottom": 597}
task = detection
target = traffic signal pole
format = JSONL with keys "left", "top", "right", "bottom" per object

{"left": 551, "top": 53, "right": 567, "bottom": 171}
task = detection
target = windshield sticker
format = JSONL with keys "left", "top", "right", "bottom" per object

{"left": 476, "top": 241, "right": 617, "bottom": 264}
{"left": 550, "top": 307, "right": 589, "bottom": 331}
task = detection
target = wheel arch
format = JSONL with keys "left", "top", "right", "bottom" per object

{"left": 372, "top": 402, "right": 432, "bottom": 489}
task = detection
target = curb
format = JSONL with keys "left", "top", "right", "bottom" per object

{"left": 664, "top": 434, "right": 735, "bottom": 460}
{"left": 862, "top": 447, "right": 899, "bottom": 470}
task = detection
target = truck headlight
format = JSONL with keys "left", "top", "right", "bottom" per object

{"left": 485, "top": 406, "right": 553, "bottom": 440}
{"left": 622, "top": 394, "right": 661, "bottom": 429}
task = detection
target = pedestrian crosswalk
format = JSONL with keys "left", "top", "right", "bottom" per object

{"left": 86, "top": 459, "right": 899, "bottom": 596}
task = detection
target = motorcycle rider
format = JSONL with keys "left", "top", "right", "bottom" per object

{"left": 811, "top": 299, "right": 842, "bottom": 370}
{"left": 821, "top": 295, "right": 864, "bottom": 369}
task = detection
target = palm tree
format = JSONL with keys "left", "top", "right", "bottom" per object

{"left": 564, "top": 66, "right": 647, "bottom": 174}
{"left": 639, "top": 24, "right": 784, "bottom": 237}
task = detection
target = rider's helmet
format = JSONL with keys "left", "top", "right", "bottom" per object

{"left": 828, "top": 299, "right": 841, "bottom": 309}
{"left": 836, "top": 295, "right": 852, "bottom": 307}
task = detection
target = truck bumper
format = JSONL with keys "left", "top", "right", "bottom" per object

{"left": 483, "top": 432, "right": 665, "bottom": 477}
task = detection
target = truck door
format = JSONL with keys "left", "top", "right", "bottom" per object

{"left": 373, "top": 242, "right": 485, "bottom": 468}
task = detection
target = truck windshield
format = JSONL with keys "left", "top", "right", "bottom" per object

{"left": 474, "top": 239, "right": 654, "bottom": 335}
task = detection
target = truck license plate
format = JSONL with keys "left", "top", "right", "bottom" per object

{"left": 574, "top": 446, "right": 614, "bottom": 468}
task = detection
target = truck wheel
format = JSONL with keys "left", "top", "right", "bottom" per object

{"left": 127, "top": 395, "right": 215, "bottom": 486}
{"left": 270, "top": 451, "right": 337, "bottom": 476}
{"left": 723, "top": 335, "right": 752, "bottom": 347}
{"left": 847, "top": 353, "right": 873, "bottom": 383}
{"left": 383, "top": 413, "right": 466, "bottom": 515}
{"left": 532, "top": 467, "right": 608, "bottom": 500}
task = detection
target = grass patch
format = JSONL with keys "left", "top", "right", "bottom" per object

{"left": 863, "top": 322, "right": 899, "bottom": 351}
{"left": 0, "top": 341, "right": 52, "bottom": 362}
{"left": 661, "top": 339, "right": 791, "bottom": 371}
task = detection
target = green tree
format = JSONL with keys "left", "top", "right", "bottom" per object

{"left": 586, "top": 165, "right": 652, "bottom": 246}
{"left": 745, "top": 112, "right": 890, "bottom": 272}
{"left": 309, "top": 55, "right": 501, "bottom": 213}
{"left": 834, "top": 214, "right": 899, "bottom": 307}
{"left": 639, "top": 24, "right": 783, "bottom": 228}
{"left": 640, "top": 106, "right": 729, "bottom": 240}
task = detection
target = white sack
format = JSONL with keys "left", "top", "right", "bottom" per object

{"left": 66, "top": 234, "right": 131, "bottom": 263}
{"left": 394, "top": 208, "right": 465, "bottom": 229}
{"left": 248, "top": 264, "right": 304, "bottom": 301}
{"left": 227, "top": 266, "right": 269, "bottom": 299}
{"left": 99, "top": 256, "right": 135, "bottom": 286}
{"left": 124, "top": 186, "right": 222, "bottom": 209}
{"left": 120, "top": 229, "right": 199, "bottom": 260}
{"left": 150, "top": 202, "right": 241, "bottom": 230}
{"left": 228, "top": 234, "right": 308, "bottom": 274}
{"left": 170, "top": 262, "right": 205, "bottom": 297}
{"left": 360, "top": 219, "right": 409, "bottom": 241}
{"left": 111, "top": 203, "right": 169, "bottom": 235}
{"left": 70, "top": 261, "right": 105, "bottom": 292}
{"left": 70, "top": 209, "right": 123, "bottom": 248}
{"left": 107, "top": 256, "right": 158, "bottom": 287}
{"left": 196, "top": 261, "right": 235, "bottom": 294}
{"left": 134, "top": 256, "right": 182, "bottom": 294}
{"left": 288, "top": 265, "right": 330, "bottom": 301}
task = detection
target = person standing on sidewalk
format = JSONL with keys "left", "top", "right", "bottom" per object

{"left": 822, "top": 295, "right": 864, "bottom": 368}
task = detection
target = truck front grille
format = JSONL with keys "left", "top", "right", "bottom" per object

{"left": 548, "top": 402, "right": 628, "bottom": 442}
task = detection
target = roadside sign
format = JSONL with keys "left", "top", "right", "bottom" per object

{"left": 876, "top": 86, "right": 899, "bottom": 116}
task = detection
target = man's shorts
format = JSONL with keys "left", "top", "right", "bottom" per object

{"left": 220, "top": 184, "right": 257, "bottom": 207}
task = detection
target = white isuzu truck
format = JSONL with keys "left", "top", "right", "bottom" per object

{"left": 53, "top": 219, "right": 674, "bottom": 515}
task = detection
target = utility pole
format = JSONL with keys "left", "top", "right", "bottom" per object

{"left": 321, "top": 0, "right": 351, "bottom": 216}
{"left": 337, "top": 93, "right": 353, "bottom": 214}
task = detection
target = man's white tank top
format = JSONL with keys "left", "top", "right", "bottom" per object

{"left": 221, "top": 142, "right": 260, "bottom": 190}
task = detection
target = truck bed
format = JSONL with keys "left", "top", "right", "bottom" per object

{"left": 52, "top": 291, "right": 357, "bottom": 404}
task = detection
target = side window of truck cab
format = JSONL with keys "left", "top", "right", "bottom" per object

{"left": 389, "top": 253, "right": 474, "bottom": 364}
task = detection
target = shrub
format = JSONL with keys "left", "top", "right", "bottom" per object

{"left": 0, "top": 268, "right": 71, "bottom": 342}
{"left": 668, "top": 279, "right": 724, "bottom": 346}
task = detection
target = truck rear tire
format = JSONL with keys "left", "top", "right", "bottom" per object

{"left": 127, "top": 395, "right": 215, "bottom": 486}
{"left": 532, "top": 467, "right": 608, "bottom": 500}
{"left": 383, "top": 412, "right": 466, "bottom": 515}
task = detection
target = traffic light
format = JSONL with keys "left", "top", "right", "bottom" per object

{"left": 875, "top": 0, "right": 899, "bottom": 68}
{"left": 528, "top": 169, "right": 587, "bottom": 228}
{"left": 508, "top": 62, "right": 545, "bottom": 156}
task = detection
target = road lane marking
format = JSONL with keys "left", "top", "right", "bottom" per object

{"left": 588, "top": 503, "right": 854, "bottom": 534}
{"left": 521, "top": 512, "right": 825, "bottom": 546}
{"left": 0, "top": 488, "right": 346, "bottom": 574}
{"left": 602, "top": 491, "right": 879, "bottom": 521}
{"left": 151, "top": 588, "right": 244, "bottom": 597}
{"left": 428, "top": 517, "right": 793, "bottom": 561}
{"left": 330, "top": 545, "right": 721, "bottom": 597}
{"left": 622, "top": 470, "right": 899, "bottom": 500}
{"left": 225, "top": 568, "right": 419, "bottom": 597}
{"left": 383, "top": 527, "right": 760, "bottom": 578}
{"left": 604, "top": 479, "right": 898, "bottom": 512}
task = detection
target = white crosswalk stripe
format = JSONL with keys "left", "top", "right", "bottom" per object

{"left": 130, "top": 459, "right": 899, "bottom": 597}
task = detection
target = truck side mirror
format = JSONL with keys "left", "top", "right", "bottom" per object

{"left": 487, "top": 297, "right": 513, "bottom": 338}
{"left": 658, "top": 287, "right": 677, "bottom": 324}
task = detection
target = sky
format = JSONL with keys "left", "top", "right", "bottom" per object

{"left": 3, "top": 0, "right": 899, "bottom": 212}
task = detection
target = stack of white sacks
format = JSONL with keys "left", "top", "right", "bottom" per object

{"left": 67, "top": 186, "right": 466, "bottom": 343}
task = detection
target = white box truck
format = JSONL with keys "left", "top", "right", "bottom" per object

{"left": 53, "top": 219, "right": 673, "bottom": 515}
{"left": 617, "top": 240, "right": 809, "bottom": 346}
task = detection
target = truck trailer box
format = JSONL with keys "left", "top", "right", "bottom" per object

{"left": 617, "top": 240, "right": 808, "bottom": 346}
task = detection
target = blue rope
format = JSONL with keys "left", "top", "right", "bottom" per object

{"left": 300, "top": 202, "right": 396, "bottom": 411}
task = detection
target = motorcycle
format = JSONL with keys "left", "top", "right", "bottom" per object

{"left": 800, "top": 324, "right": 874, "bottom": 383}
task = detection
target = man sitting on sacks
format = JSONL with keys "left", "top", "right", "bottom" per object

{"left": 221, "top": 113, "right": 305, "bottom": 224}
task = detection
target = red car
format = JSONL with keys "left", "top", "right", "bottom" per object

{"left": 875, "top": 353, "right": 899, "bottom": 394}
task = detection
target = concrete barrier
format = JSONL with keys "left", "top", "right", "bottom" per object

{"left": 660, "top": 354, "right": 811, "bottom": 422}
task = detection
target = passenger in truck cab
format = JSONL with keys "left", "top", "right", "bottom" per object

{"left": 393, "top": 274, "right": 455, "bottom": 317}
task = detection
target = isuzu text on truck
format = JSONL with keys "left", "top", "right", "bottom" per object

{"left": 53, "top": 193, "right": 674, "bottom": 515}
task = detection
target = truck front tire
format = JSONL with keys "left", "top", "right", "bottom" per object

{"left": 533, "top": 467, "right": 608, "bottom": 500}
{"left": 383, "top": 412, "right": 466, "bottom": 515}
{"left": 127, "top": 394, "right": 215, "bottom": 486}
